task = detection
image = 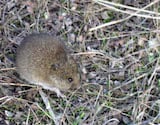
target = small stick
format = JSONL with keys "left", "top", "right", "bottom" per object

{"left": 0, "top": 67, "right": 16, "bottom": 71}
{"left": 39, "top": 89, "right": 59, "bottom": 125}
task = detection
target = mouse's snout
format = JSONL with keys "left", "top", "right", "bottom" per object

{"left": 70, "top": 73, "right": 81, "bottom": 89}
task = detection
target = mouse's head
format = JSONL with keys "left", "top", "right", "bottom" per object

{"left": 48, "top": 55, "right": 81, "bottom": 91}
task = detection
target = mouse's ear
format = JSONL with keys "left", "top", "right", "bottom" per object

{"left": 51, "top": 63, "right": 61, "bottom": 70}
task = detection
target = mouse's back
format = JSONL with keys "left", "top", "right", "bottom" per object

{"left": 16, "top": 33, "right": 80, "bottom": 91}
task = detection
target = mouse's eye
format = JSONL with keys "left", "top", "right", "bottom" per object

{"left": 51, "top": 64, "right": 60, "bottom": 70}
{"left": 68, "top": 77, "right": 73, "bottom": 83}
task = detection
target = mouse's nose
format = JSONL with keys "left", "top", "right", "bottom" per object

{"left": 71, "top": 83, "right": 81, "bottom": 90}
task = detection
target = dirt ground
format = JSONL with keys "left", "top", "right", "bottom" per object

{"left": 0, "top": 0, "right": 160, "bottom": 125}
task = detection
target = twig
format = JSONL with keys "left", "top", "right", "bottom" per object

{"left": 0, "top": 82, "right": 36, "bottom": 87}
{"left": 39, "top": 89, "right": 59, "bottom": 125}
{"left": 95, "top": 1, "right": 160, "bottom": 19}
{"left": 148, "top": 59, "right": 160, "bottom": 85}
{"left": 95, "top": 0, "right": 160, "bottom": 15}
{"left": 109, "top": 73, "right": 148, "bottom": 92}
{"left": 90, "top": 0, "right": 160, "bottom": 31}
{"left": 0, "top": 67, "right": 16, "bottom": 71}
{"left": 26, "top": 108, "right": 30, "bottom": 125}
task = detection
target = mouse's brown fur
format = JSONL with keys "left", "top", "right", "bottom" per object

{"left": 16, "top": 33, "right": 80, "bottom": 94}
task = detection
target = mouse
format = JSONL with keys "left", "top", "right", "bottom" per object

{"left": 16, "top": 33, "right": 80, "bottom": 97}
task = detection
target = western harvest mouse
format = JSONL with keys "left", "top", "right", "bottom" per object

{"left": 16, "top": 33, "right": 80, "bottom": 97}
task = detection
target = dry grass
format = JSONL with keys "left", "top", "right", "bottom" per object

{"left": 0, "top": 0, "right": 160, "bottom": 125}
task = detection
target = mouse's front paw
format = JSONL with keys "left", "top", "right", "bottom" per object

{"left": 56, "top": 90, "right": 66, "bottom": 98}
{"left": 50, "top": 87, "right": 66, "bottom": 98}
{"left": 41, "top": 85, "right": 66, "bottom": 98}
